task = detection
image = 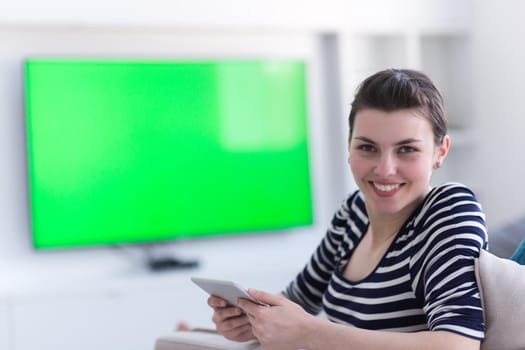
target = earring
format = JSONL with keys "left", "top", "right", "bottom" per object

{"left": 434, "top": 162, "right": 442, "bottom": 169}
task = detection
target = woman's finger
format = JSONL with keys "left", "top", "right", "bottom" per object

{"left": 211, "top": 306, "right": 244, "bottom": 323}
{"left": 222, "top": 323, "right": 254, "bottom": 342}
{"left": 207, "top": 295, "right": 229, "bottom": 308}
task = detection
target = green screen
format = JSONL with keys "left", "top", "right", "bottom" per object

{"left": 24, "top": 59, "right": 313, "bottom": 249}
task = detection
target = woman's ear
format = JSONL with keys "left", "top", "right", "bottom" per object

{"left": 434, "top": 135, "right": 450, "bottom": 168}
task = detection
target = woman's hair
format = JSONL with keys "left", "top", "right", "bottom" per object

{"left": 348, "top": 68, "right": 447, "bottom": 145}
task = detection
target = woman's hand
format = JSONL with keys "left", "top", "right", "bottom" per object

{"left": 238, "top": 289, "right": 318, "bottom": 350}
{"left": 207, "top": 295, "right": 256, "bottom": 342}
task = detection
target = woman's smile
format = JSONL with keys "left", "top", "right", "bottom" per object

{"left": 370, "top": 181, "right": 403, "bottom": 197}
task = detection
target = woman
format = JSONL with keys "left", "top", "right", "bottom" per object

{"left": 208, "top": 69, "right": 488, "bottom": 350}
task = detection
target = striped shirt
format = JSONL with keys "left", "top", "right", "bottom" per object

{"left": 285, "top": 182, "right": 488, "bottom": 340}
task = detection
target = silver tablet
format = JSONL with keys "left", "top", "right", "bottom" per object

{"left": 191, "top": 277, "right": 266, "bottom": 306}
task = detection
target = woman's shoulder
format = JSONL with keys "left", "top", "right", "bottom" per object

{"left": 340, "top": 189, "right": 367, "bottom": 217}
{"left": 423, "top": 182, "right": 482, "bottom": 212}
{"left": 412, "top": 182, "right": 487, "bottom": 246}
{"left": 330, "top": 189, "right": 368, "bottom": 231}
{"left": 430, "top": 181, "right": 479, "bottom": 198}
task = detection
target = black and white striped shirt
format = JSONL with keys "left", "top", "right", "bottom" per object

{"left": 285, "top": 183, "right": 487, "bottom": 340}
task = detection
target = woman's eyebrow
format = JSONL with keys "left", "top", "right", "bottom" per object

{"left": 353, "top": 136, "right": 423, "bottom": 145}
{"left": 395, "top": 138, "right": 423, "bottom": 145}
{"left": 353, "top": 136, "right": 376, "bottom": 144}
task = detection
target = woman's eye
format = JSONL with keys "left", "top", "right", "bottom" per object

{"left": 357, "top": 144, "right": 376, "bottom": 152}
{"left": 398, "top": 146, "right": 417, "bottom": 153}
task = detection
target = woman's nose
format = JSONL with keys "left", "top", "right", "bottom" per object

{"left": 374, "top": 154, "right": 396, "bottom": 177}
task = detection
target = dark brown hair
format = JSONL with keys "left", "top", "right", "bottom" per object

{"left": 348, "top": 68, "right": 447, "bottom": 145}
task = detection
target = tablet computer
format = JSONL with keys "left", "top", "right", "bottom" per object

{"left": 191, "top": 277, "right": 266, "bottom": 306}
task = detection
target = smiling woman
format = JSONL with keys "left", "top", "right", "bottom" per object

{"left": 348, "top": 108, "right": 449, "bottom": 218}
{"left": 205, "top": 69, "right": 488, "bottom": 350}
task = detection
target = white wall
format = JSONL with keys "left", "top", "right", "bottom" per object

{"left": 471, "top": 0, "right": 525, "bottom": 228}
{"left": 0, "top": 0, "right": 471, "bottom": 31}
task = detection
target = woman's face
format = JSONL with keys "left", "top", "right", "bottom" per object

{"left": 348, "top": 108, "right": 449, "bottom": 217}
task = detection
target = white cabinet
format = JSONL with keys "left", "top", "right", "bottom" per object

{"left": 4, "top": 232, "right": 310, "bottom": 350}
{"left": 11, "top": 288, "right": 210, "bottom": 350}
{"left": 8, "top": 271, "right": 298, "bottom": 350}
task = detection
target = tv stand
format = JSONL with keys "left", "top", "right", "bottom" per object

{"left": 147, "top": 256, "right": 199, "bottom": 271}
{"left": 140, "top": 243, "right": 200, "bottom": 271}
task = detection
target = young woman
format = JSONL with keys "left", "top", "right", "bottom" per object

{"left": 208, "top": 69, "right": 488, "bottom": 350}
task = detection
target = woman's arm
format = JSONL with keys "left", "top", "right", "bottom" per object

{"left": 239, "top": 289, "right": 480, "bottom": 350}
{"left": 284, "top": 191, "right": 364, "bottom": 314}
{"left": 307, "top": 319, "right": 480, "bottom": 350}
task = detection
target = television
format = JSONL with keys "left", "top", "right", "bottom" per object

{"left": 24, "top": 58, "right": 314, "bottom": 254}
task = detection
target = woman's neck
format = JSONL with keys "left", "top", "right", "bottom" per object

{"left": 364, "top": 187, "right": 430, "bottom": 243}
{"left": 365, "top": 202, "right": 418, "bottom": 244}
{"left": 366, "top": 215, "right": 405, "bottom": 246}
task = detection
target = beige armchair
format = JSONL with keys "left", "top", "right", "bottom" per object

{"left": 155, "top": 328, "right": 260, "bottom": 350}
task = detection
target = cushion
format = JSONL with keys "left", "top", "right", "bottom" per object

{"left": 155, "top": 328, "right": 261, "bottom": 350}
{"left": 475, "top": 249, "right": 525, "bottom": 350}
{"left": 510, "top": 239, "right": 525, "bottom": 264}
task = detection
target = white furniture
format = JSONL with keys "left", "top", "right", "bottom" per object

{"left": 0, "top": 234, "right": 315, "bottom": 350}
{"left": 155, "top": 329, "right": 261, "bottom": 350}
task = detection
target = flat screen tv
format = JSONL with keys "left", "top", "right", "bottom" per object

{"left": 24, "top": 58, "right": 313, "bottom": 251}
